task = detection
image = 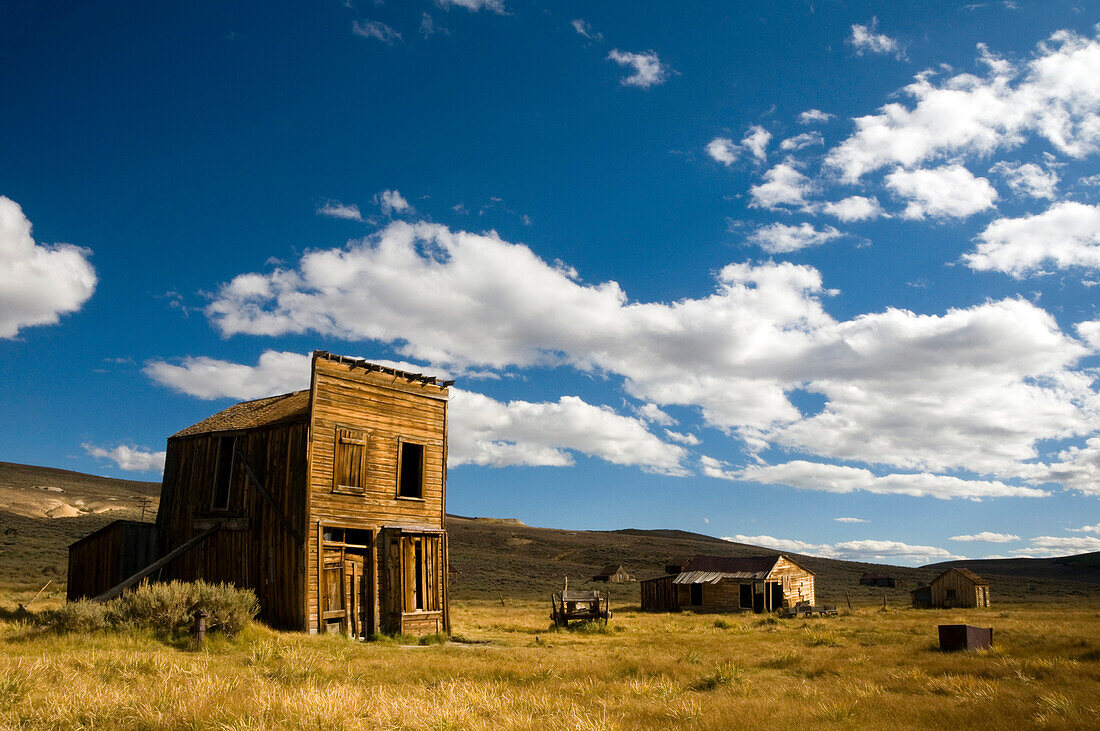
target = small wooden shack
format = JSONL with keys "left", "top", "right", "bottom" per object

{"left": 859, "top": 573, "right": 900, "bottom": 588}
{"left": 68, "top": 351, "right": 453, "bottom": 637}
{"left": 67, "top": 520, "right": 157, "bottom": 601}
{"left": 640, "top": 554, "right": 815, "bottom": 613}
{"left": 927, "top": 568, "right": 990, "bottom": 608}
{"left": 590, "top": 564, "right": 634, "bottom": 583}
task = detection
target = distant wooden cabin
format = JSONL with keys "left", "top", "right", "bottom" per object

{"left": 591, "top": 564, "right": 634, "bottom": 583}
{"left": 640, "top": 554, "right": 815, "bottom": 613}
{"left": 916, "top": 568, "right": 990, "bottom": 608}
{"left": 859, "top": 573, "right": 900, "bottom": 588}
{"left": 67, "top": 351, "right": 453, "bottom": 637}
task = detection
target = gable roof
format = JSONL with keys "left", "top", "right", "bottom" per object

{"left": 594, "top": 564, "right": 625, "bottom": 576}
{"left": 934, "top": 567, "right": 989, "bottom": 586}
{"left": 684, "top": 555, "right": 781, "bottom": 575}
{"left": 172, "top": 390, "right": 311, "bottom": 439}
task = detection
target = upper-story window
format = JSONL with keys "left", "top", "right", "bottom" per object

{"left": 398, "top": 441, "right": 424, "bottom": 499}
{"left": 211, "top": 435, "right": 236, "bottom": 510}
{"left": 333, "top": 427, "right": 368, "bottom": 495}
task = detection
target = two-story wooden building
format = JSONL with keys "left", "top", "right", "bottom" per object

{"left": 69, "top": 351, "right": 452, "bottom": 637}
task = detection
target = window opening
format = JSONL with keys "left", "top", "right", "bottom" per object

{"left": 212, "top": 436, "right": 235, "bottom": 510}
{"left": 690, "top": 583, "right": 702, "bottom": 606}
{"left": 398, "top": 442, "right": 424, "bottom": 498}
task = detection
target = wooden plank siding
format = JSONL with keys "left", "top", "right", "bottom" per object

{"left": 67, "top": 521, "right": 158, "bottom": 601}
{"left": 155, "top": 420, "right": 309, "bottom": 630}
{"left": 305, "top": 355, "right": 449, "bottom": 635}
{"left": 931, "top": 569, "right": 990, "bottom": 608}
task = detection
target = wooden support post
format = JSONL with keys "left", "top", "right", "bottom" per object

{"left": 882, "top": 593, "right": 887, "bottom": 609}
{"left": 846, "top": 592, "right": 852, "bottom": 611}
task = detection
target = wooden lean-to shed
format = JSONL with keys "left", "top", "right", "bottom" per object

{"left": 67, "top": 520, "right": 158, "bottom": 601}
{"left": 68, "top": 351, "right": 453, "bottom": 637}
{"left": 928, "top": 568, "right": 990, "bottom": 608}
{"left": 640, "top": 554, "right": 815, "bottom": 613}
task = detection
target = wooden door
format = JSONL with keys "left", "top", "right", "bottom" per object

{"left": 321, "top": 549, "right": 345, "bottom": 632}
{"left": 344, "top": 551, "right": 370, "bottom": 639}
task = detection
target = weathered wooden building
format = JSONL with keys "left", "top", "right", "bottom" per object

{"left": 914, "top": 568, "right": 990, "bottom": 608}
{"left": 590, "top": 564, "right": 634, "bottom": 583}
{"left": 69, "top": 351, "right": 453, "bottom": 637}
{"left": 859, "top": 573, "right": 900, "bottom": 588}
{"left": 640, "top": 555, "right": 815, "bottom": 613}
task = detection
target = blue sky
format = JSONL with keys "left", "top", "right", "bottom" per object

{"left": 2, "top": 1, "right": 1100, "bottom": 565}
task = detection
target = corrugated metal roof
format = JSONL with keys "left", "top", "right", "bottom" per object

{"left": 673, "top": 569, "right": 769, "bottom": 584}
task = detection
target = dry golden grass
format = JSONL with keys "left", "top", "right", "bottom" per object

{"left": 0, "top": 599, "right": 1097, "bottom": 729}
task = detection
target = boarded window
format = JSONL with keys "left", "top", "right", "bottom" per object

{"left": 946, "top": 588, "right": 957, "bottom": 600}
{"left": 333, "top": 428, "right": 368, "bottom": 495}
{"left": 211, "top": 436, "right": 235, "bottom": 510}
{"left": 398, "top": 441, "right": 424, "bottom": 499}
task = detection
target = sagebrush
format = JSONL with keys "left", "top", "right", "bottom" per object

{"left": 41, "top": 580, "right": 258, "bottom": 638}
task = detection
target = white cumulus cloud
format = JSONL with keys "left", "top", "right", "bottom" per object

{"left": 742, "top": 125, "right": 771, "bottom": 163}
{"left": 799, "top": 109, "right": 833, "bottom": 124}
{"left": 964, "top": 201, "right": 1100, "bottom": 277}
{"left": 749, "top": 163, "right": 814, "bottom": 210}
{"left": 827, "top": 31, "right": 1100, "bottom": 182}
{"left": 0, "top": 196, "right": 97, "bottom": 339}
{"left": 376, "top": 189, "right": 411, "bottom": 216}
{"left": 820, "top": 196, "right": 885, "bottom": 222}
{"left": 746, "top": 222, "right": 843, "bottom": 253}
{"left": 990, "top": 161, "right": 1059, "bottom": 200}
{"left": 199, "top": 221, "right": 1099, "bottom": 489}
{"left": 885, "top": 165, "right": 998, "bottom": 219}
{"left": 706, "top": 137, "right": 739, "bottom": 166}
{"left": 83, "top": 443, "right": 167, "bottom": 473}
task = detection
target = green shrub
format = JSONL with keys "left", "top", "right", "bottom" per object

{"left": 40, "top": 600, "right": 109, "bottom": 633}
{"left": 42, "top": 581, "right": 258, "bottom": 638}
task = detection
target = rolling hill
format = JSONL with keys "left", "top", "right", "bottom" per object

{"left": 2, "top": 461, "right": 1097, "bottom": 606}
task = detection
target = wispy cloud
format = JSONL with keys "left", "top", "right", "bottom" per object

{"left": 724, "top": 533, "right": 962, "bottom": 565}
{"left": 437, "top": 0, "right": 506, "bottom": 14}
{"left": 745, "top": 222, "right": 842, "bottom": 253}
{"left": 571, "top": 19, "right": 602, "bottom": 42}
{"left": 375, "top": 189, "right": 411, "bottom": 216}
{"left": 949, "top": 531, "right": 1020, "bottom": 542}
{"left": 608, "top": 49, "right": 669, "bottom": 88}
{"left": 317, "top": 201, "right": 364, "bottom": 221}
{"left": 352, "top": 19, "right": 401, "bottom": 44}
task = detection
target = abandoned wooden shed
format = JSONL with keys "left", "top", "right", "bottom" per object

{"left": 640, "top": 554, "right": 815, "bottom": 613}
{"left": 590, "top": 564, "right": 634, "bottom": 583}
{"left": 67, "top": 520, "right": 157, "bottom": 601}
{"left": 923, "top": 568, "right": 990, "bottom": 608}
{"left": 67, "top": 351, "right": 453, "bottom": 637}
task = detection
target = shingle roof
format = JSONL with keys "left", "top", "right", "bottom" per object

{"left": 936, "top": 567, "right": 989, "bottom": 585}
{"left": 171, "top": 390, "right": 310, "bottom": 438}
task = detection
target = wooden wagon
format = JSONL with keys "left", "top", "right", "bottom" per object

{"left": 550, "top": 582, "right": 611, "bottom": 627}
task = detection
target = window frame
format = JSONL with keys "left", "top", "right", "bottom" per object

{"left": 210, "top": 435, "right": 236, "bottom": 511}
{"left": 396, "top": 438, "right": 425, "bottom": 500}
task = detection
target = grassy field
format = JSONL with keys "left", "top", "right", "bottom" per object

{"left": 0, "top": 598, "right": 1097, "bottom": 729}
